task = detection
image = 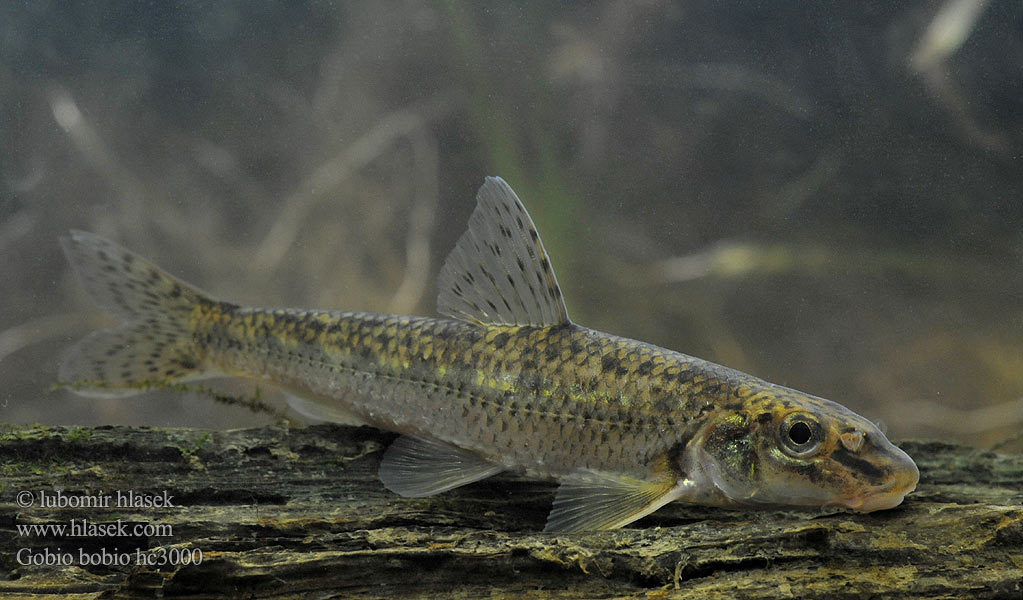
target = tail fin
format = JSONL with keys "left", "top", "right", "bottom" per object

{"left": 59, "top": 231, "right": 216, "bottom": 398}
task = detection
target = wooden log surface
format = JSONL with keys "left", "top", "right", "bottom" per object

{"left": 0, "top": 423, "right": 1020, "bottom": 599}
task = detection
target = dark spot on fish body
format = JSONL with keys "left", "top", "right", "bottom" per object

{"left": 671, "top": 369, "right": 693, "bottom": 386}
{"left": 402, "top": 334, "right": 416, "bottom": 354}
{"left": 600, "top": 354, "right": 620, "bottom": 374}
{"left": 701, "top": 381, "right": 722, "bottom": 396}
{"left": 721, "top": 400, "right": 745, "bottom": 411}
{"left": 756, "top": 412, "right": 773, "bottom": 424}
{"left": 491, "top": 332, "right": 510, "bottom": 349}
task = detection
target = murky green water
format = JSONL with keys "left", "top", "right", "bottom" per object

{"left": 1, "top": 2, "right": 1020, "bottom": 450}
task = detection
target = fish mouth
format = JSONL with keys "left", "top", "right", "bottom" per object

{"left": 835, "top": 485, "right": 908, "bottom": 512}
{"left": 833, "top": 462, "right": 920, "bottom": 512}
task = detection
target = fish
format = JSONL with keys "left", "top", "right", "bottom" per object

{"left": 59, "top": 176, "right": 919, "bottom": 532}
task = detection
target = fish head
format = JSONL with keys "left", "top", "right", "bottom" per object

{"left": 686, "top": 389, "right": 919, "bottom": 512}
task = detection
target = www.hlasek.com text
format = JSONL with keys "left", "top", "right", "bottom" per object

{"left": 17, "top": 518, "right": 173, "bottom": 538}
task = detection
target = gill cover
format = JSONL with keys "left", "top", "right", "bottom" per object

{"left": 696, "top": 413, "right": 763, "bottom": 503}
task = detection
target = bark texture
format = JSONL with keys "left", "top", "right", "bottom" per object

{"left": 0, "top": 423, "right": 1020, "bottom": 599}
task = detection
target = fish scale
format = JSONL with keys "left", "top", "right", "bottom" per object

{"left": 196, "top": 304, "right": 709, "bottom": 477}
{"left": 59, "top": 176, "right": 919, "bottom": 532}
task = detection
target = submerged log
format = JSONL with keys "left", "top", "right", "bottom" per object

{"left": 0, "top": 423, "right": 1020, "bottom": 599}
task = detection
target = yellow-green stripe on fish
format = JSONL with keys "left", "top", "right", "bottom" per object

{"left": 59, "top": 176, "right": 919, "bottom": 532}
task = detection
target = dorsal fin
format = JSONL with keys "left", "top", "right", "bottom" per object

{"left": 437, "top": 177, "right": 570, "bottom": 327}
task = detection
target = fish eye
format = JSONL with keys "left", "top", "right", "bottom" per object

{"left": 780, "top": 414, "right": 823, "bottom": 456}
{"left": 788, "top": 422, "right": 812, "bottom": 444}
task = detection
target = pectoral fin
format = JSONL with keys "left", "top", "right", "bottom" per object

{"left": 544, "top": 469, "right": 682, "bottom": 533}
{"left": 379, "top": 435, "right": 503, "bottom": 497}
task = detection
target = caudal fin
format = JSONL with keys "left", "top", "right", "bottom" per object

{"left": 59, "top": 231, "right": 216, "bottom": 398}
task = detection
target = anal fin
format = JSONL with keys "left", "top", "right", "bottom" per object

{"left": 379, "top": 435, "right": 503, "bottom": 497}
{"left": 544, "top": 468, "right": 681, "bottom": 533}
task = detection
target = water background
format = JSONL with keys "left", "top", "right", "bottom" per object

{"left": 2, "top": 2, "right": 1020, "bottom": 450}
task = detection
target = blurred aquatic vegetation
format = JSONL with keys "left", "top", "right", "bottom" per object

{"left": 908, "top": 0, "right": 1010, "bottom": 154}
{"left": 440, "top": 0, "right": 583, "bottom": 296}
{"left": 0, "top": 1, "right": 1020, "bottom": 450}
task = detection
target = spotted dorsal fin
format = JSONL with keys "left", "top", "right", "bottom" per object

{"left": 437, "top": 177, "right": 570, "bottom": 327}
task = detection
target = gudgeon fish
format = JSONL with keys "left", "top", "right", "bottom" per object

{"left": 60, "top": 177, "right": 919, "bottom": 532}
